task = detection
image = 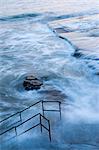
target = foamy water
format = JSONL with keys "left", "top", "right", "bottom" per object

{"left": 0, "top": 0, "right": 99, "bottom": 149}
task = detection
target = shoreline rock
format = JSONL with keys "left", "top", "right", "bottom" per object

{"left": 23, "top": 75, "right": 43, "bottom": 91}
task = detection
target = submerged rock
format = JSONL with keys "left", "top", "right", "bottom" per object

{"left": 73, "top": 51, "right": 83, "bottom": 58}
{"left": 23, "top": 75, "right": 43, "bottom": 91}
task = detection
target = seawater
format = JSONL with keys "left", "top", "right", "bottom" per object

{"left": 0, "top": 0, "right": 99, "bottom": 150}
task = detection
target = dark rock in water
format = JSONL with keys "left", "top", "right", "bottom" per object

{"left": 23, "top": 75, "right": 43, "bottom": 91}
{"left": 73, "top": 51, "right": 83, "bottom": 58}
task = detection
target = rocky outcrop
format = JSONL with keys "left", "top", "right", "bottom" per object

{"left": 23, "top": 75, "right": 43, "bottom": 91}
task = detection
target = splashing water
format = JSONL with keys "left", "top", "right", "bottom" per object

{"left": 0, "top": 0, "right": 99, "bottom": 149}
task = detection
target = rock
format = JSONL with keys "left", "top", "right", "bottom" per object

{"left": 23, "top": 75, "right": 43, "bottom": 91}
{"left": 73, "top": 51, "right": 83, "bottom": 58}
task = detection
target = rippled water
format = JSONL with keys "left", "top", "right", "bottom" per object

{"left": 0, "top": 0, "right": 99, "bottom": 150}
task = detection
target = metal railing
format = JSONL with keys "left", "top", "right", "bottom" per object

{"left": 40, "top": 114, "right": 51, "bottom": 141}
{"left": 0, "top": 100, "right": 61, "bottom": 124}
{"left": 42, "top": 101, "right": 61, "bottom": 119}
{"left": 0, "top": 113, "right": 51, "bottom": 141}
{"left": 0, "top": 100, "right": 41, "bottom": 124}
{"left": 0, "top": 100, "right": 61, "bottom": 141}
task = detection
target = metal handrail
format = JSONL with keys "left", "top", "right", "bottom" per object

{"left": 0, "top": 100, "right": 41, "bottom": 123}
{"left": 0, "top": 113, "right": 40, "bottom": 136}
{"left": 42, "top": 101, "right": 61, "bottom": 119}
{"left": 40, "top": 114, "right": 51, "bottom": 141}
{"left": 0, "top": 113, "right": 51, "bottom": 141}
{"left": 0, "top": 100, "right": 61, "bottom": 141}
{"left": 0, "top": 100, "right": 61, "bottom": 124}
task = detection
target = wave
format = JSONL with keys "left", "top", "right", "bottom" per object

{"left": 0, "top": 13, "right": 41, "bottom": 21}
{"left": 43, "top": 9, "right": 99, "bottom": 23}
{"left": 0, "top": 9, "right": 99, "bottom": 22}
{"left": 56, "top": 34, "right": 99, "bottom": 76}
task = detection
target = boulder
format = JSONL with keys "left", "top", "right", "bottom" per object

{"left": 23, "top": 75, "right": 43, "bottom": 91}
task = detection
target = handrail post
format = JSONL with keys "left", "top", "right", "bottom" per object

{"left": 59, "top": 102, "right": 61, "bottom": 119}
{"left": 40, "top": 114, "right": 42, "bottom": 133}
{"left": 41, "top": 101, "right": 44, "bottom": 116}
{"left": 48, "top": 120, "right": 51, "bottom": 142}
{"left": 19, "top": 112, "right": 22, "bottom": 121}
{"left": 15, "top": 127, "right": 17, "bottom": 136}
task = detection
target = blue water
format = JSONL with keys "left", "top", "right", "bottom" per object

{"left": 0, "top": 0, "right": 99, "bottom": 150}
